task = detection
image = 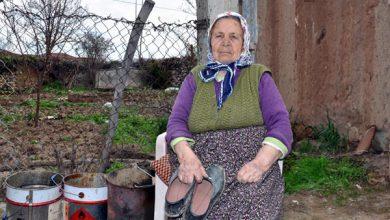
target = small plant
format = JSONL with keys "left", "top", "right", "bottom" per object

{"left": 70, "top": 85, "right": 93, "bottom": 94}
{"left": 105, "top": 161, "right": 125, "bottom": 174}
{"left": 40, "top": 100, "right": 60, "bottom": 109}
{"left": 140, "top": 60, "right": 171, "bottom": 89}
{"left": 0, "top": 108, "right": 22, "bottom": 125}
{"left": 61, "top": 136, "right": 73, "bottom": 142}
{"left": 296, "top": 139, "right": 317, "bottom": 154}
{"left": 24, "top": 111, "right": 35, "bottom": 121}
{"left": 20, "top": 99, "right": 36, "bottom": 107}
{"left": 311, "top": 116, "right": 347, "bottom": 153}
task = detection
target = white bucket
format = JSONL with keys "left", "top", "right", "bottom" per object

{"left": 5, "top": 170, "right": 63, "bottom": 220}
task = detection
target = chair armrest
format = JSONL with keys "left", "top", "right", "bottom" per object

{"left": 156, "top": 132, "right": 167, "bottom": 159}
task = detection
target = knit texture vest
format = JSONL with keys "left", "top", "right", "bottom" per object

{"left": 188, "top": 64, "right": 270, "bottom": 133}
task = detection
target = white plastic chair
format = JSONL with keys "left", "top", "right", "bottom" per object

{"left": 154, "top": 132, "right": 169, "bottom": 220}
{"left": 154, "top": 132, "right": 283, "bottom": 220}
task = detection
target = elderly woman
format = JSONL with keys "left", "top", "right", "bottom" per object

{"left": 165, "top": 11, "right": 293, "bottom": 219}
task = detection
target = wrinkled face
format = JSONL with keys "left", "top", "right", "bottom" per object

{"left": 210, "top": 18, "right": 244, "bottom": 64}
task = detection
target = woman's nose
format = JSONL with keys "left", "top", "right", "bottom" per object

{"left": 221, "top": 38, "right": 231, "bottom": 46}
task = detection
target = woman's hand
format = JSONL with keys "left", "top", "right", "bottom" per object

{"left": 237, "top": 160, "right": 264, "bottom": 183}
{"left": 174, "top": 141, "right": 208, "bottom": 184}
{"left": 237, "top": 144, "right": 282, "bottom": 183}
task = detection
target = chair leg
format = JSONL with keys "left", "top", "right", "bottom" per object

{"left": 278, "top": 160, "right": 283, "bottom": 174}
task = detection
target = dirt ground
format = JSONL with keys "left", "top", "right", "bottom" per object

{"left": 283, "top": 185, "right": 389, "bottom": 219}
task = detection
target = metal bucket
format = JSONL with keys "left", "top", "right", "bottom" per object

{"left": 63, "top": 173, "right": 107, "bottom": 220}
{"left": 5, "top": 170, "right": 63, "bottom": 220}
{"left": 106, "top": 163, "right": 155, "bottom": 220}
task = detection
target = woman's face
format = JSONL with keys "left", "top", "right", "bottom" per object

{"left": 210, "top": 18, "right": 243, "bottom": 64}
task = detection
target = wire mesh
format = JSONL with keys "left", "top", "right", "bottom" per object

{"left": 0, "top": 0, "right": 201, "bottom": 182}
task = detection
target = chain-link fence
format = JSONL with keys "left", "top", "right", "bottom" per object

{"left": 0, "top": 0, "right": 200, "bottom": 186}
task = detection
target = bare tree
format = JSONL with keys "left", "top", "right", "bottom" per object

{"left": 78, "top": 31, "right": 112, "bottom": 87}
{"left": 1, "top": 0, "right": 85, "bottom": 126}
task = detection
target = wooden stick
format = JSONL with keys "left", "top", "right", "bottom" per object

{"left": 99, "top": 0, "right": 155, "bottom": 172}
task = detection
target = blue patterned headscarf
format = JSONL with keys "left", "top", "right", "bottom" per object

{"left": 199, "top": 11, "right": 252, "bottom": 109}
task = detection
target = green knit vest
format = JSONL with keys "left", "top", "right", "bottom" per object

{"left": 188, "top": 64, "right": 270, "bottom": 133}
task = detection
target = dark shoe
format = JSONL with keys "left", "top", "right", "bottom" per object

{"left": 165, "top": 169, "right": 195, "bottom": 218}
{"left": 184, "top": 164, "right": 225, "bottom": 220}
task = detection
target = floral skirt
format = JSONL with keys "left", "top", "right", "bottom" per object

{"left": 169, "top": 126, "right": 284, "bottom": 220}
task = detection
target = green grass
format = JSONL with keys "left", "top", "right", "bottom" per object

{"left": 62, "top": 101, "right": 96, "bottom": 107}
{"left": 0, "top": 106, "right": 23, "bottom": 125}
{"left": 43, "top": 81, "right": 95, "bottom": 95}
{"left": 66, "top": 113, "right": 108, "bottom": 125}
{"left": 114, "top": 113, "right": 168, "bottom": 154}
{"left": 20, "top": 99, "right": 59, "bottom": 109}
{"left": 21, "top": 98, "right": 96, "bottom": 109}
{"left": 60, "top": 136, "right": 73, "bottom": 142}
{"left": 42, "top": 81, "right": 68, "bottom": 96}
{"left": 0, "top": 111, "right": 22, "bottom": 125}
{"left": 20, "top": 99, "right": 36, "bottom": 107}
{"left": 284, "top": 155, "right": 366, "bottom": 195}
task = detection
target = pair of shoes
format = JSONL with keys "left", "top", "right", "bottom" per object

{"left": 165, "top": 164, "right": 225, "bottom": 219}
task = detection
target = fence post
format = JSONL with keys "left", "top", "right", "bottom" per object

{"left": 242, "top": 0, "right": 258, "bottom": 62}
{"left": 99, "top": 0, "right": 155, "bottom": 172}
{"left": 196, "top": 0, "right": 209, "bottom": 64}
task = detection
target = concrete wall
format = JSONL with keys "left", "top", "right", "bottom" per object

{"left": 208, "top": 0, "right": 239, "bottom": 21}
{"left": 256, "top": 0, "right": 390, "bottom": 151}
{"left": 95, "top": 68, "right": 143, "bottom": 89}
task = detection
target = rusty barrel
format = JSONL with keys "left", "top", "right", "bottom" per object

{"left": 63, "top": 173, "right": 107, "bottom": 220}
{"left": 106, "top": 163, "right": 154, "bottom": 220}
{"left": 5, "top": 170, "right": 63, "bottom": 220}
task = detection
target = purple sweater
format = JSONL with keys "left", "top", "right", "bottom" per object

{"left": 166, "top": 69, "right": 293, "bottom": 156}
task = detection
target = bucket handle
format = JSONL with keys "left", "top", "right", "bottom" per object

{"left": 51, "top": 174, "right": 85, "bottom": 198}
{"left": 133, "top": 183, "right": 154, "bottom": 189}
{"left": 51, "top": 173, "right": 62, "bottom": 187}
{"left": 63, "top": 190, "right": 86, "bottom": 199}
{"left": 1, "top": 165, "right": 14, "bottom": 189}
{"left": 133, "top": 163, "right": 154, "bottom": 188}
{"left": 136, "top": 163, "right": 153, "bottom": 178}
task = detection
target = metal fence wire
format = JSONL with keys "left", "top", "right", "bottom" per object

{"left": 0, "top": 0, "right": 201, "bottom": 181}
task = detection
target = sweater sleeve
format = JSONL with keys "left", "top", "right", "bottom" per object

{"left": 165, "top": 73, "right": 197, "bottom": 147}
{"left": 259, "top": 72, "right": 293, "bottom": 158}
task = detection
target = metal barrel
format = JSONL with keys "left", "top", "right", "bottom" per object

{"left": 63, "top": 173, "right": 107, "bottom": 220}
{"left": 106, "top": 163, "right": 154, "bottom": 220}
{"left": 5, "top": 170, "right": 63, "bottom": 220}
